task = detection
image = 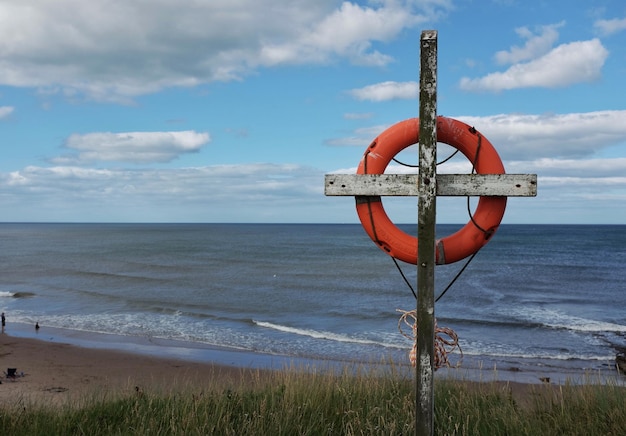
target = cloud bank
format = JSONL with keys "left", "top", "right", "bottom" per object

{"left": 0, "top": 0, "right": 448, "bottom": 102}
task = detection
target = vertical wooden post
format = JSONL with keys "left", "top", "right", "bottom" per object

{"left": 416, "top": 29, "right": 437, "bottom": 436}
{"left": 324, "top": 26, "right": 535, "bottom": 436}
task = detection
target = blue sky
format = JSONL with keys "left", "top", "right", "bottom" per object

{"left": 1, "top": 0, "right": 625, "bottom": 224}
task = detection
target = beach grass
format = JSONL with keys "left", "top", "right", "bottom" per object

{"left": 1, "top": 366, "right": 624, "bottom": 435}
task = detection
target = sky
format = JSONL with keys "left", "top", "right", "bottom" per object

{"left": 1, "top": 0, "right": 625, "bottom": 224}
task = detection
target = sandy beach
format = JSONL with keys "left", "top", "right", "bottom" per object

{"left": 0, "top": 331, "right": 265, "bottom": 407}
{"left": 0, "top": 328, "right": 577, "bottom": 412}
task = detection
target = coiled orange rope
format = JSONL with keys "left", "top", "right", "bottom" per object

{"left": 397, "top": 309, "right": 463, "bottom": 369}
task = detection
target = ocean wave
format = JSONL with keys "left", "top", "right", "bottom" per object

{"left": 253, "top": 320, "right": 404, "bottom": 349}
{"left": 0, "top": 291, "right": 35, "bottom": 298}
{"left": 446, "top": 317, "right": 545, "bottom": 330}
{"left": 504, "top": 307, "right": 626, "bottom": 333}
{"left": 461, "top": 348, "right": 613, "bottom": 362}
{"left": 6, "top": 311, "right": 256, "bottom": 351}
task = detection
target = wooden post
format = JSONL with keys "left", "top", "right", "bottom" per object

{"left": 323, "top": 29, "right": 536, "bottom": 436}
{"left": 416, "top": 29, "right": 437, "bottom": 436}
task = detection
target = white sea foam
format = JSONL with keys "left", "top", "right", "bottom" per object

{"left": 461, "top": 347, "right": 613, "bottom": 362}
{"left": 505, "top": 306, "right": 626, "bottom": 333}
{"left": 253, "top": 320, "right": 404, "bottom": 349}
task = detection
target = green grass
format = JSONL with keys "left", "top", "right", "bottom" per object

{"left": 1, "top": 367, "right": 624, "bottom": 435}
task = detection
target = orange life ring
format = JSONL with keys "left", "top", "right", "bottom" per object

{"left": 356, "top": 116, "right": 507, "bottom": 265}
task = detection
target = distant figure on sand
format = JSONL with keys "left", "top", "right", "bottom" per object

{"left": 1, "top": 312, "right": 5, "bottom": 329}
{"left": 35, "top": 322, "right": 40, "bottom": 331}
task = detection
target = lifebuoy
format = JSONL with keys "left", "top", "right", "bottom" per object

{"left": 356, "top": 116, "right": 507, "bottom": 265}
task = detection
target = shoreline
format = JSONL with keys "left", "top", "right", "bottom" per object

{"left": 2, "top": 333, "right": 623, "bottom": 416}
{"left": 2, "top": 321, "right": 356, "bottom": 372}
{"left": 1, "top": 322, "right": 624, "bottom": 407}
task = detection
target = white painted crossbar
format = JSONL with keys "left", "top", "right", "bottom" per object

{"left": 325, "top": 173, "right": 537, "bottom": 197}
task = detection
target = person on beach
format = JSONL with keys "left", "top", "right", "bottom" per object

{"left": 1, "top": 312, "right": 5, "bottom": 329}
{"left": 35, "top": 322, "right": 40, "bottom": 331}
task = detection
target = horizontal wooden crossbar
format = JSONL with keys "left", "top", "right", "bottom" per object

{"left": 324, "top": 173, "right": 537, "bottom": 197}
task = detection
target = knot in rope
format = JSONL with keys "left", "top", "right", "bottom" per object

{"left": 397, "top": 309, "right": 463, "bottom": 370}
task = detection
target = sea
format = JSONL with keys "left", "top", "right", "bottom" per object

{"left": 1, "top": 223, "right": 625, "bottom": 384}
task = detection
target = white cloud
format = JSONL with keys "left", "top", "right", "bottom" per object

{"left": 460, "top": 39, "right": 608, "bottom": 91}
{"left": 343, "top": 112, "right": 374, "bottom": 120}
{"left": 594, "top": 17, "right": 626, "bottom": 36}
{"left": 58, "top": 131, "right": 210, "bottom": 164}
{"left": 259, "top": 1, "right": 428, "bottom": 67}
{"left": 0, "top": 163, "right": 324, "bottom": 222}
{"left": 494, "top": 22, "right": 563, "bottom": 65}
{"left": 506, "top": 157, "right": 626, "bottom": 178}
{"left": 538, "top": 176, "right": 626, "bottom": 197}
{"left": 3, "top": 145, "right": 625, "bottom": 224}
{"left": 327, "top": 110, "right": 626, "bottom": 160}
{"left": 348, "top": 81, "right": 419, "bottom": 101}
{"left": 457, "top": 111, "right": 626, "bottom": 160}
{"left": 0, "top": 106, "right": 14, "bottom": 118}
{"left": 0, "top": 1, "right": 448, "bottom": 102}
{"left": 325, "top": 124, "right": 391, "bottom": 146}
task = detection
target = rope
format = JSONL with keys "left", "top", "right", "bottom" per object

{"left": 397, "top": 309, "right": 462, "bottom": 369}
{"left": 435, "top": 252, "right": 476, "bottom": 302}
{"left": 361, "top": 150, "right": 381, "bottom": 245}
{"left": 437, "top": 149, "right": 460, "bottom": 165}
{"left": 375, "top": 127, "right": 488, "bottom": 301}
{"left": 377, "top": 130, "right": 496, "bottom": 370}
{"left": 393, "top": 257, "right": 417, "bottom": 300}
{"left": 391, "top": 250, "right": 477, "bottom": 303}
{"left": 466, "top": 130, "right": 490, "bottom": 235}
{"left": 392, "top": 157, "right": 418, "bottom": 168}
{"left": 383, "top": 127, "right": 505, "bottom": 371}
{"left": 392, "top": 149, "right": 459, "bottom": 168}
{"left": 391, "top": 131, "right": 491, "bottom": 237}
